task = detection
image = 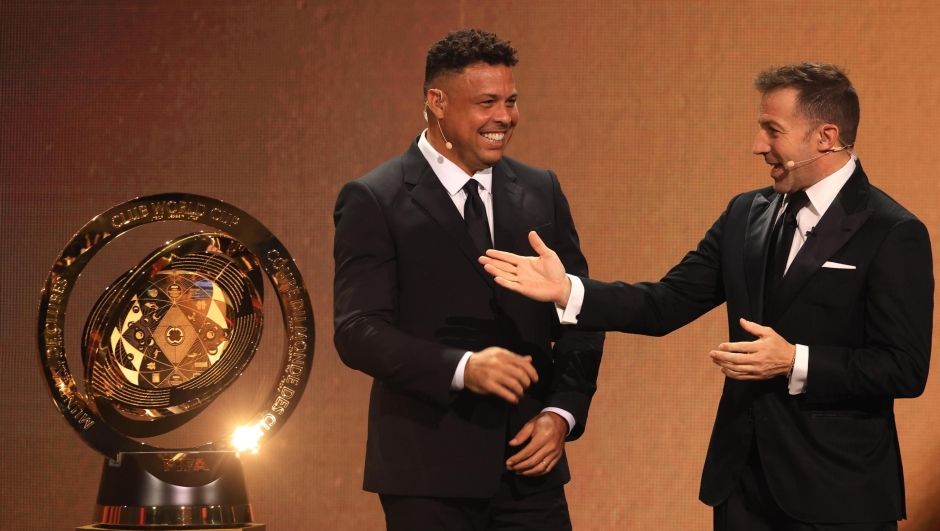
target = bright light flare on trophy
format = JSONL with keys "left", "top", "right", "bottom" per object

{"left": 231, "top": 424, "right": 264, "bottom": 453}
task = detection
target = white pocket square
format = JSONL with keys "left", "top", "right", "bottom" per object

{"left": 822, "top": 261, "right": 856, "bottom": 270}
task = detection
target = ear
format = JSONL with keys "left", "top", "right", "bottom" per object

{"left": 816, "top": 123, "right": 841, "bottom": 152}
{"left": 425, "top": 88, "right": 446, "bottom": 121}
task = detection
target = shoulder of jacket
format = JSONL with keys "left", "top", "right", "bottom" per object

{"left": 500, "top": 155, "right": 552, "bottom": 181}
{"left": 866, "top": 185, "right": 920, "bottom": 226}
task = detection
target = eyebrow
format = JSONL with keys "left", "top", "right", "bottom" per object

{"left": 758, "top": 117, "right": 784, "bottom": 128}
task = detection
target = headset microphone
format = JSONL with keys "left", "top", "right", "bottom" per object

{"left": 785, "top": 143, "right": 854, "bottom": 169}
{"left": 438, "top": 120, "right": 453, "bottom": 150}
{"left": 424, "top": 89, "right": 452, "bottom": 150}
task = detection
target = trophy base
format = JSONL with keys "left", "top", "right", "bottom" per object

{"left": 92, "top": 452, "right": 258, "bottom": 528}
{"left": 75, "top": 524, "right": 267, "bottom": 531}
{"left": 78, "top": 525, "right": 266, "bottom": 531}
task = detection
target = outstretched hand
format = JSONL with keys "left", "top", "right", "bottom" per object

{"left": 710, "top": 318, "right": 796, "bottom": 380}
{"left": 479, "top": 231, "right": 571, "bottom": 306}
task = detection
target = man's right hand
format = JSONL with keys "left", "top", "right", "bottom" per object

{"left": 479, "top": 231, "right": 571, "bottom": 306}
{"left": 464, "top": 347, "right": 539, "bottom": 404}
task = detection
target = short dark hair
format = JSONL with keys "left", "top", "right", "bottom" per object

{"left": 753, "top": 62, "right": 860, "bottom": 144}
{"left": 424, "top": 29, "right": 518, "bottom": 92}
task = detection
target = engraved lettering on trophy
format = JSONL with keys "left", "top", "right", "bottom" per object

{"left": 289, "top": 300, "right": 307, "bottom": 326}
{"left": 210, "top": 207, "right": 240, "bottom": 227}
{"left": 288, "top": 329, "right": 307, "bottom": 357}
{"left": 274, "top": 269, "right": 300, "bottom": 296}
{"left": 290, "top": 341, "right": 307, "bottom": 363}
{"left": 283, "top": 304, "right": 308, "bottom": 392}
{"left": 46, "top": 348, "right": 68, "bottom": 380}
{"left": 272, "top": 368, "right": 297, "bottom": 414}
{"left": 43, "top": 277, "right": 69, "bottom": 373}
{"left": 48, "top": 290, "right": 62, "bottom": 304}
{"left": 266, "top": 249, "right": 302, "bottom": 297}
{"left": 260, "top": 414, "right": 276, "bottom": 430}
{"left": 44, "top": 310, "right": 61, "bottom": 333}
{"left": 53, "top": 276, "right": 67, "bottom": 292}
{"left": 288, "top": 352, "right": 306, "bottom": 366}
{"left": 75, "top": 411, "right": 94, "bottom": 429}
{"left": 148, "top": 200, "right": 207, "bottom": 221}
{"left": 44, "top": 279, "right": 67, "bottom": 338}
{"left": 271, "top": 396, "right": 289, "bottom": 415}
{"left": 59, "top": 389, "right": 95, "bottom": 429}
{"left": 110, "top": 204, "right": 150, "bottom": 229}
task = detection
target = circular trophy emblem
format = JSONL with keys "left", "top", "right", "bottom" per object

{"left": 37, "top": 193, "right": 312, "bottom": 460}
{"left": 81, "top": 233, "right": 267, "bottom": 438}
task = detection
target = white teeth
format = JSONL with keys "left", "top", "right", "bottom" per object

{"left": 481, "top": 132, "right": 505, "bottom": 142}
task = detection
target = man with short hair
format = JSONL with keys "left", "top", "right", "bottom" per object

{"left": 481, "top": 62, "right": 933, "bottom": 530}
{"left": 333, "top": 29, "right": 604, "bottom": 530}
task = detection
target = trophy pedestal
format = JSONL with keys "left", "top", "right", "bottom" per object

{"left": 88, "top": 451, "right": 262, "bottom": 529}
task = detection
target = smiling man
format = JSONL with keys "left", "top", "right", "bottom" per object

{"left": 333, "top": 29, "right": 603, "bottom": 530}
{"left": 480, "top": 63, "right": 933, "bottom": 530}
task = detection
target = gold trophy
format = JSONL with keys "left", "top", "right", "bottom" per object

{"left": 37, "top": 194, "right": 312, "bottom": 530}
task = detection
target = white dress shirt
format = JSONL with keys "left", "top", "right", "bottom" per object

{"left": 417, "top": 131, "right": 576, "bottom": 433}
{"left": 558, "top": 156, "right": 858, "bottom": 396}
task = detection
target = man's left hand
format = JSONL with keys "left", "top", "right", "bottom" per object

{"left": 710, "top": 318, "right": 795, "bottom": 380}
{"left": 505, "top": 411, "right": 567, "bottom": 476}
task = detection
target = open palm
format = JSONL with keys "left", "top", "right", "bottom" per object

{"left": 479, "top": 231, "right": 571, "bottom": 305}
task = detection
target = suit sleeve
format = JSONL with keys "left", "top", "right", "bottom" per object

{"left": 333, "top": 180, "right": 466, "bottom": 407}
{"left": 574, "top": 197, "right": 733, "bottom": 335}
{"left": 807, "top": 219, "right": 933, "bottom": 399}
{"left": 542, "top": 171, "right": 606, "bottom": 441}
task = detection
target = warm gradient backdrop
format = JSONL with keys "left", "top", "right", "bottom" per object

{"left": 2, "top": 1, "right": 939, "bottom": 530}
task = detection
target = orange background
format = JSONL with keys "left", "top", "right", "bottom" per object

{"left": 2, "top": 1, "right": 939, "bottom": 529}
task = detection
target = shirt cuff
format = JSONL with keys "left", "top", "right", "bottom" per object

{"left": 788, "top": 344, "right": 809, "bottom": 395}
{"left": 555, "top": 274, "right": 584, "bottom": 325}
{"left": 541, "top": 407, "right": 575, "bottom": 435}
{"left": 451, "top": 351, "right": 474, "bottom": 391}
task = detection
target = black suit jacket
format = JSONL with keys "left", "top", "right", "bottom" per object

{"left": 333, "top": 138, "right": 605, "bottom": 498}
{"left": 574, "top": 163, "right": 932, "bottom": 523}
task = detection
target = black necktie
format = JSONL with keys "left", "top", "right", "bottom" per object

{"left": 763, "top": 190, "right": 810, "bottom": 310}
{"left": 462, "top": 179, "right": 492, "bottom": 255}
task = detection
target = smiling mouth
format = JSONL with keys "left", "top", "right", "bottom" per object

{"left": 480, "top": 132, "right": 505, "bottom": 143}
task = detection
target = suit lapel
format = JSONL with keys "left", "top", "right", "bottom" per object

{"left": 743, "top": 192, "right": 779, "bottom": 323}
{"left": 491, "top": 159, "right": 524, "bottom": 304}
{"left": 492, "top": 159, "right": 524, "bottom": 253}
{"left": 765, "top": 163, "right": 873, "bottom": 323}
{"left": 403, "top": 141, "right": 495, "bottom": 288}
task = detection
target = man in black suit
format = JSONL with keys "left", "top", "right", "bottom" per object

{"left": 481, "top": 63, "right": 933, "bottom": 530}
{"left": 333, "top": 29, "right": 604, "bottom": 530}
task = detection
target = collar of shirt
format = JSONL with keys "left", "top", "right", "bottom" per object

{"left": 417, "top": 129, "right": 493, "bottom": 196}
{"left": 783, "top": 155, "right": 857, "bottom": 219}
